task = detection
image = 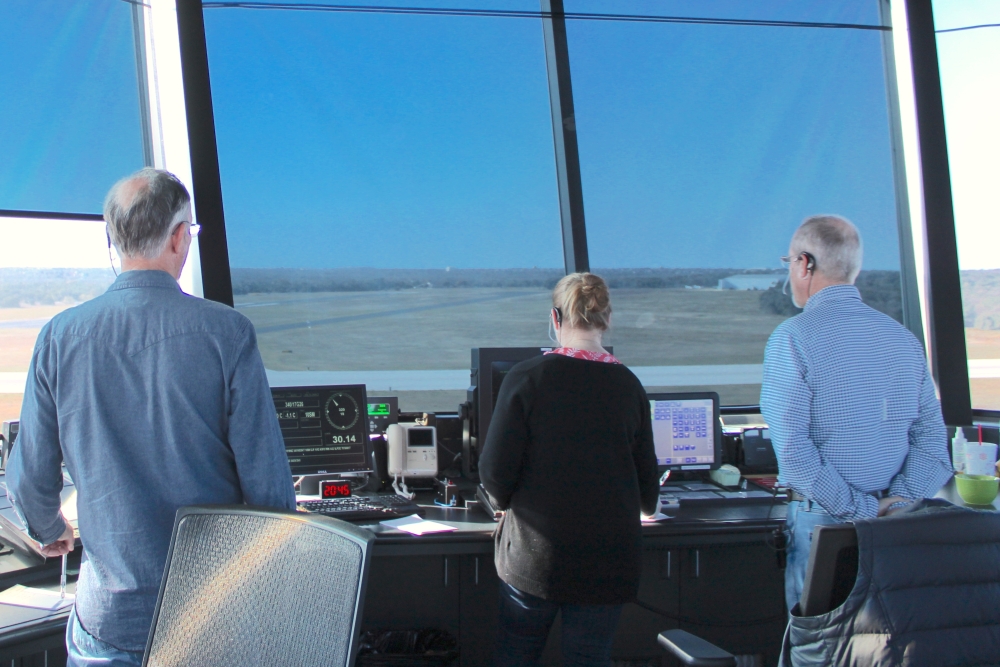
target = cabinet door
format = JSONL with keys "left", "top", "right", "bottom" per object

{"left": 612, "top": 545, "right": 681, "bottom": 660}
{"left": 678, "top": 541, "right": 785, "bottom": 662}
{"left": 459, "top": 554, "right": 499, "bottom": 667}
{"left": 536, "top": 545, "right": 681, "bottom": 665}
{"left": 362, "top": 555, "right": 461, "bottom": 639}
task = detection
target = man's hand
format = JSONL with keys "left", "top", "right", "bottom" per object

{"left": 40, "top": 519, "right": 74, "bottom": 558}
{"left": 877, "top": 495, "right": 911, "bottom": 517}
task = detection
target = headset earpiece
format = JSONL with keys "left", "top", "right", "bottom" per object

{"left": 802, "top": 252, "right": 816, "bottom": 272}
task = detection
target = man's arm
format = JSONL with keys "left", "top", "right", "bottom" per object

{"left": 761, "top": 329, "right": 879, "bottom": 520}
{"left": 227, "top": 322, "right": 297, "bottom": 510}
{"left": 888, "top": 364, "right": 953, "bottom": 500}
{"left": 7, "top": 337, "right": 71, "bottom": 547}
{"left": 478, "top": 373, "right": 531, "bottom": 510}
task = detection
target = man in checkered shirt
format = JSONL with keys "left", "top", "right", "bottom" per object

{"left": 760, "top": 215, "right": 953, "bottom": 615}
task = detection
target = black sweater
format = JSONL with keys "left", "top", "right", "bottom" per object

{"left": 479, "top": 354, "right": 659, "bottom": 604}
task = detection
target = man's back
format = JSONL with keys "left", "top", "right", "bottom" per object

{"left": 761, "top": 285, "right": 951, "bottom": 520}
{"left": 9, "top": 270, "right": 296, "bottom": 651}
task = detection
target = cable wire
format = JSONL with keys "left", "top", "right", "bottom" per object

{"left": 936, "top": 23, "right": 1000, "bottom": 34}
{"left": 201, "top": 3, "right": 890, "bottom": 32}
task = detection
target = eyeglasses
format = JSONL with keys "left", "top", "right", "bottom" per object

{"left": 174, "top": 221, "right": 202, "bottom": 238}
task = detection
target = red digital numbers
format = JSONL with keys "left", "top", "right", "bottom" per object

{"left": 320, "top": 482, "right": 352, "bottom": 498}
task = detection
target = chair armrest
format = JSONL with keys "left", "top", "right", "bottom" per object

{"left": 657, "top": 629, "right": 736, "bottom": 667}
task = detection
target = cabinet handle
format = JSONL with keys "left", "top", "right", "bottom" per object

{"left": 475, "top": 556, "right": 479, "bottom": 585}
{"left": 667, "top": 551, "right": 672, "bottom": 578}
{"left": 444, "top": 557, "right": 449, "bottom": 587}
{"left": 694, "top": 549, "right": 700, "bottom": 578}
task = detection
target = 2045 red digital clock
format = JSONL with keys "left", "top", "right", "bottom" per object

{"left": 319, "top": 481, "right": 352, "bottom": 499}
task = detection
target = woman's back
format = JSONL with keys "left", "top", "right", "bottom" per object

{"left": 479, "top": 353, "right": 659, "bottom": 604}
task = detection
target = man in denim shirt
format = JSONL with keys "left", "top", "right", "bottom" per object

{"left": 8, "top": 169, "right": 297, "bottom": 666}
{"left": 761, "top": 215, "right": 952, "bottom": 615}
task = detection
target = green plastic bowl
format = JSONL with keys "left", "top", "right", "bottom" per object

{"left": 956, "top": 473, "right": 999, "bottom": 506}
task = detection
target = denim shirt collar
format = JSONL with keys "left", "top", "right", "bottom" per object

{"left": 107, "top": 270, "right": 181, "bottom": 293}
{"left": 803, "top": 284, "right": 861, "bottom": 312}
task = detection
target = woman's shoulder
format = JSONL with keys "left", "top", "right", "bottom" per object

{"left": 531, "top": 352, "right": 644, "bottom": 386}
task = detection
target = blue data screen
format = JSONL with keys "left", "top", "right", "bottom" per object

{"left": 650, "top": 398, "right": 715, "bottom": 466}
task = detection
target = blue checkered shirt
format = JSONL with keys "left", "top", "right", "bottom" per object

{"left": 760, "top": 284, "right": 952, "bottom": 520}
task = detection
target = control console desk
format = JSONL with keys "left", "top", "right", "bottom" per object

{"left": 0, "top": 479, "right": 788, "bottom": 667}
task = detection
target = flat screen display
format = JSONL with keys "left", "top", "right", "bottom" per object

{"left": 649, "top": 393, "right": 719, "bottom": 469}
{"left": 272, "top": 384, "right": 374, "bottom": 475}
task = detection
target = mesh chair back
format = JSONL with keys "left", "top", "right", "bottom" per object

{"left": 142, "top": 506, "right": 373, "bottom": 667}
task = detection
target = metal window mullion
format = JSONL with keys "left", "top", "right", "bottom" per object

{"left": 131, "top": 1, "right": 155, "bottom": 168}
{"left": 904, "top": 0, "right": 971, "bottom": 423}
{"left": 877, "top": 0, "right": 923, "bottom": 346}
{"left": 175, "top": 0, "right": 235, "bottom": 307}
{"left": 541, "top": 0, "right": 589, "bottom": 275}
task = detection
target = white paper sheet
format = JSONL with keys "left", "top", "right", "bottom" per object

{"left": 0, "top": 585, "right": 74, "bottom": 611}
{"left": 641, "top": 512, "right": 673, "bottom": 523}
{"left": 60, "top": 490, "right": 78, "bottom": 522}
{"left": 380, "top": 515, "right": 458, "bottom": 535}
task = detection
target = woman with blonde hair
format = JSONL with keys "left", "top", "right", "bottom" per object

{"left": 480, "top": 272, "right": 659, "bottom": 667}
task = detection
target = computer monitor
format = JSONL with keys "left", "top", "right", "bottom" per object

{"left": 271, "top": 384, "right": 375, "bottom": 476}
{"left": 647, "top": 391, "right": 721, "bottom": 471}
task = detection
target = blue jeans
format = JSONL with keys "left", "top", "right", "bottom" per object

{"left": 784, "top": 500, "right": 842, "bottom": 615}
{"left": 494, "top": 581, "right": 622, "bottom": 667}
{"left": 66, "top": 607, "right": 144, "bottom": 667}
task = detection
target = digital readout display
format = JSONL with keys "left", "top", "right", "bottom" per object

{"left": 272, "top": 385, "right": 373, "bottom": 475}
{"left": 368, "top": 403, "right": 391, "bottom": 416}
{"left": 320, "top": 481, "right": 352, "bottom": 498}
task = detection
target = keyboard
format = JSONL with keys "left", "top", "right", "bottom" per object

{"left": 298, "top": 494, "right": 424, "bottom": 522}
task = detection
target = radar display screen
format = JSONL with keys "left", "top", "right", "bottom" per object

{"left": 272, "top": 384, "right": 374, "bottom": 475}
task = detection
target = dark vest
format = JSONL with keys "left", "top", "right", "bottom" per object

{"left": 781, "top": 501, "right": 1000, "bottom": 667}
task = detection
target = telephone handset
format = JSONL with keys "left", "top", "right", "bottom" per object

{"left": 387, "top": 423, "right": 438, "bottom": 499}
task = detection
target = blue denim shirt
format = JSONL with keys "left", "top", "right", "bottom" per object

{"left": 8, "top": 270, "right": 296, "bottom": 652}
{"left": 761, "top": 285, "right": 952, "bottom": 520}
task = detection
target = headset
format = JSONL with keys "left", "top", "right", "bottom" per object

{"left": 801, "top": 251, "right": 816, "bottom": 272}
{"left": 548, "top": 307, "right": 563, "bottom": 345}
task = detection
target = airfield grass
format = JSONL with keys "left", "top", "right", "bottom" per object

{"left": 2, "top": 292, "right": 999, "bottom": 422}
{"left": 241, "top": 287, "right": 792, "bottom": 371}
{"left": 238, "top": 287, "right": 790, "bottom": 409}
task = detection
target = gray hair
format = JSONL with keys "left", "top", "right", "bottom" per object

{"left": 104, "top": 168, "right": 191, "bottom": 259}
{"left": 791, "top": 215, "right": 864, "bottom": 283}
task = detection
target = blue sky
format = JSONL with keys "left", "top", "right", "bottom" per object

{"left": 204, "top": 0, "right": 903, "bottom": 270}
{"left": 0, "top": 0, "right": 144, "bottom": 214}
{"left": 1, "top": 0, "right": 906, "bottom": 272}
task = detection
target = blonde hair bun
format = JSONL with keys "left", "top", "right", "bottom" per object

{"left": 553, "top": 272, "right": 612, "bottom": 331}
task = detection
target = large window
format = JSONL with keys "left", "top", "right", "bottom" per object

{"left": 933, "top": 1, "right": 1000, "bottom": 410}
{"left": 0, "top": 1, "right": 146, "bottom": 425}
{"left": 202, "top": 0, "right": 915, "bottom": 409}
{"left": 203, "top": 1, "right": 562, "bottom": 411}
{"left": 0, "top": 0, "right": 145, "bottom": 213}
{"left": 566, "top": 0, "right": 906, "bottom": 404}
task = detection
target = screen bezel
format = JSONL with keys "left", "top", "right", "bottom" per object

{"left": 646, "top": 391, "right": 722, "bottom": 472}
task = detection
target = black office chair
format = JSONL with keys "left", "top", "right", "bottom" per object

{"left": 661, "top": 500, "right": 1000, "bottom": 667}
{"left": 142, "top": 506, "right": 374, "bottom": 667}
